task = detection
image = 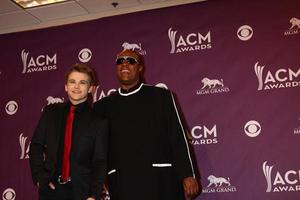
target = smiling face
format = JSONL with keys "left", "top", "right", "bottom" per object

{"left": 116, "top": 50, "right": 143, "bottom": 90}
{"left": 65, "top": 71, "right": 92, "bottom": 105}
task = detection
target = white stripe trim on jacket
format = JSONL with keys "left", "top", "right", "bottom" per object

{"left": 108, "top": 169, "right": 116, "bottom": 175}
{"left": 170, "top": 91, "right": 195, "bottom": 178}
{"left": 152, "top": 163, "right": 172, "bottom": 167}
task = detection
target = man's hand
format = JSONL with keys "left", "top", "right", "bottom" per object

{"left": 48, "top": 182, "right": 55, "bottom": 190}
{"left": 37, "top": 182, "right": 55, "bottom": 190}
{"left": 183, "top": 177, "right": 199, "bottom": 198}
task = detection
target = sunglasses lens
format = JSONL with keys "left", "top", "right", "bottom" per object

{"left": 116, "top": 57, "right": 138, "bottom": 65}
{"left": 116, "top": 58, "right": 125, "bottom": 65}
{"left": 127, "top": 57, "right": 137, "bottom": 65}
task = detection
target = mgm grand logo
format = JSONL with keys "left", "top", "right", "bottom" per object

{"left": 284, "top": 17, "right": 300, "bottom": 36}
{"left": 202, "top": 175, "right": 237, "bottom": 193}
{"left": 196, "top": 77, "right": 230, "bottom": 95}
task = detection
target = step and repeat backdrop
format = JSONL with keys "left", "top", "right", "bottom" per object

{"left": 1, "top": 0, "right": 300, "bottom": 199}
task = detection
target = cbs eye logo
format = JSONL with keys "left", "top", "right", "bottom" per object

{"left": 244, "top": 120, "right": 261, "bottom": 137}
{"left": 78, "top": 48, "right": 92, "bottom": 63}
{"left": 237, "top": 25, "right": 253, "bottom": 41}
{"left": 2, "top": 188, "right": 16, "bottom": 200}
{"left": 5, "top": 101, "right": 18, "bottom": 115}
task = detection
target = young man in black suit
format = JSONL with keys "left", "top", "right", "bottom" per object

{"left": 29, "top": 63, "right": 108, "bottom": 200}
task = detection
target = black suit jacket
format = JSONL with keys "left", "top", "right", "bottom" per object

{"left": 29, "top": 102, "right": 108, "bottom": 200}
{"left": 94, "top": 84, "right": 195, "bottom": 200}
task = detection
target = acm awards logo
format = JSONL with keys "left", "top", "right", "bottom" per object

{"left": 19, "top": 133, "right": 30, "bottom": 159}
{"left": 263, "top": 161, "right": 300, "bottom": 192}
{"left": 21, "top": 49, "right": 57, "bottom": 73}
{"left": 190, "top": 124, "right": 218, "bottom": 145}
{"left": 254, "top": 62, "right": 300, "bottom": 90}
{"left": 284, "top": 17, "right": 300, "bottom": 36}
{"left": 168, "top": 27, "right": 212, "bottom": 54}
{"left": 202, "top": 175, "right": 237, "bottom": 193}
{"left": 122, "top": 42, "right": 146, "bottom": 55}
{"left": 93, "top": 86, "right": 117, "bottom": 102}
{"left": 196, "top": 77, "right": 230, "bottom": 95}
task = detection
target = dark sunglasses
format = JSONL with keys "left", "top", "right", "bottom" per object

{"left": 116, "top": 56, "right": 139, "bottom": 65}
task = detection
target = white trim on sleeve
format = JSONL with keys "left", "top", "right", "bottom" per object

{"left": 152, "top": 163, "right": 172, "bottom": 167}
{"left": 108, "top": 169, "right": 116, "bottom": 175}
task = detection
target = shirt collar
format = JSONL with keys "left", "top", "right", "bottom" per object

{"left": 68, "top": 100, "right": 89, "bottom": 113}
{"left": 119, "top": 82, "right": 143, "bottom": 96}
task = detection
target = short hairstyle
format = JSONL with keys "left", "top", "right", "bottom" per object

{"left": 64, "top": 63, "right": 97, "bottom": 86}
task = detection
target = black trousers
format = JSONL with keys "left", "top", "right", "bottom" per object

{"left": 38, "top": 181, "right": 73, "bottom": 200}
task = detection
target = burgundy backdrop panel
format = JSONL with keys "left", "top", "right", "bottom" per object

{"left": 1, "top": 0, "right": 300, "bottom": 199}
